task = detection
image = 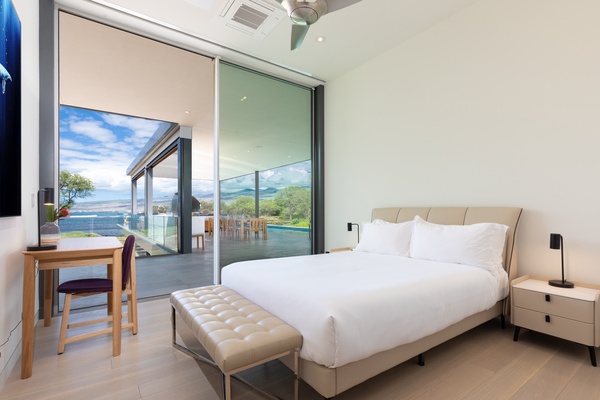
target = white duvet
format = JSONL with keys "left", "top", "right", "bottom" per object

{"left": 221, "top": 251, "right": 508, "bottom": 368}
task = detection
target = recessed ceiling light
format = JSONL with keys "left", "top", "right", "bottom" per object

{"left": 316, "top": 36, "right": 326, "bottom": 43}
{"left": 184, "top": 110, "right": 190, "bottom": 114}
{"left": 241, "top": 96, "right": 247, "bottom": 101}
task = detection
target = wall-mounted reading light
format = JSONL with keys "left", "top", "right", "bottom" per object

{"left": 347, "top": 222, "right": 360, "bottom": 244}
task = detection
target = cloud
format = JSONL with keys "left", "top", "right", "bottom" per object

{"left": 69, "top": 119, "right": 117, "bottom": 144}
{"left": 101, "top": 113, "right": 162, "bottom": 149}
{"left": 60, "top": 106, "right": 158, "bottom": 195}
{"left": 60, "top": 138, "right": 86, "bottom": 150}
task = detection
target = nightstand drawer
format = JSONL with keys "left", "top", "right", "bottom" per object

{"left": 513, "top": 306, "right": 594, "bottom": 345}
{"left": 513, "top": 287, "right": 594, "bottom": 323}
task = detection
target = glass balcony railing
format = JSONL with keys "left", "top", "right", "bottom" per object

{"left": 60, "top": 212, "right": 178, "bottom": 256}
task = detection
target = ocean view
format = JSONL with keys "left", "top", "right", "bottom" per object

{"left": 59, "top": 211, "right": 130, "bottom": 237}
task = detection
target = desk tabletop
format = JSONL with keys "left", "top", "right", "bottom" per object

{"left": 24, "top": 236, "right": 123, "bottom": 256}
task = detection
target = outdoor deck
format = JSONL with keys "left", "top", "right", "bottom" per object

{"left": 58, "top": 226, "right": 312, "bottom": 311}
{"left": 136, "top": 226, "right": 311, "bottom": 298}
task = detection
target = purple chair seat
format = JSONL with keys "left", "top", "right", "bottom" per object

{"left": 57, "top": 278, "right": 113, "bottom": 294}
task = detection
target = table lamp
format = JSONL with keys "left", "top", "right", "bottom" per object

{"left": 27, "top": 188, "right": 57, "bottom": 251}
{"left": 548, "top": 233, "right": 574, "bottom": 288}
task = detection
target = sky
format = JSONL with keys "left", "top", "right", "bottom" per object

{"left": 60, "top": 106, "right": 161, "bottom": 202}
{"left": 59, "top": 106, "right": 311, "bottom": 203}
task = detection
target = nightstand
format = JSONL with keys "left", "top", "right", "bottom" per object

{"left": 511, "top": 275, "right": 600, "bottom": 366}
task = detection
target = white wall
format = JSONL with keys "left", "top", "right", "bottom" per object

{"left": 0, "top": 0, "right": 39, "bottom": 390}
{"left": 325, "top": 0, "right": 600, "bottom": 285}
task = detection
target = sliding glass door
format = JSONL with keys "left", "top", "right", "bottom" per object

{"left": 49, "top": 10, "right": 319, "bottom": 314}
{"left": 218, "top": 63, "right": 313, "bottom": 269}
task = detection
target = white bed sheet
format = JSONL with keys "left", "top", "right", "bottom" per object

{"left": 221, "top": 251, "right": 508, "bottom": 368}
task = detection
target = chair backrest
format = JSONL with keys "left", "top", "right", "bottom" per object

{"left": 249, "top": 218, "right": 261, "bottom": 231}
{"left": 121, "top": 235, "right": 135, "bottom": 290}
{"left": 191, "top": 216, "right": 204, "bottom": 235}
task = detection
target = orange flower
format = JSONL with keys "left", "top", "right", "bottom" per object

{"left": 46, "top": 205, "right": 70, "bottom": 221}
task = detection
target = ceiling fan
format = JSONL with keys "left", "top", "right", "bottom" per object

{"left": 275, "top": 0, "right": 362, "bottom": 50}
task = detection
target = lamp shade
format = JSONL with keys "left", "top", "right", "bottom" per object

{"left": 43, "top": 188, "right": 54, "bottom": 205}
{"left": 550, "top": 233, "right": 561, "bottom": 250}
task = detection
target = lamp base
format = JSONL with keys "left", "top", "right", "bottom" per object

{"left": 27, "top": 243, "right": 57, "bottom": 251}
{"left": 548, "top": 279, "right": 574, "bottom": 288}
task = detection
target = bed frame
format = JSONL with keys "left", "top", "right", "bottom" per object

{"left": 280, "top": 206, "right": 523, "bottom": 398}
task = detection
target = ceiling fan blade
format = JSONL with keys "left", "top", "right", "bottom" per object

{"left": 291, "top": 24, "right": 310, "bottom": 50}
{"left": 326, "top": 0, "right": 362, "bottom": 13}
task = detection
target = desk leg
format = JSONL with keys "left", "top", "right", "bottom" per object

{"left": 111, "top": 248, "right": 122, "bottom": 356}
{"left": 21, "top": 255, "right": 35, "bottom": 379}
{"left": 43, "top": 270, "right": 52, "bottom": 327}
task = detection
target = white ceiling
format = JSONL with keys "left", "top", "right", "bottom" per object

{"left": 93, "top": 0, "right": 482, "bottom": 83}
{"left": 58, "top": 0, "right": 482, "bottom": 180}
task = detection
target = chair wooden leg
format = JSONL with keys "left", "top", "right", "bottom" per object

{"left": 130, "top": 293, "right": 138, "bottom": 334}
{"left": 58, "top": 294, "right": 72, "bottom": 354}
{"left": 130, "top": 257, "right": 138, "bottom": 334}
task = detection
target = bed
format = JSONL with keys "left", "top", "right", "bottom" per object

{"left": 220, "top": 207, "right": 522, "bottom": 398}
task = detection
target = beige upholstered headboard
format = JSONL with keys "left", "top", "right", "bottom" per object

{"left": 372, "top": 207, "right": 523, "bottom": 312}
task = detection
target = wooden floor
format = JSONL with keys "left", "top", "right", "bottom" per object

{"left": 2, "top": 298, "right": 600, "bottom": 399}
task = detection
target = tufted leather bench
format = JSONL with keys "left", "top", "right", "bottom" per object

{"left": 170, "top": 285, "right": 302, "bottom": 400}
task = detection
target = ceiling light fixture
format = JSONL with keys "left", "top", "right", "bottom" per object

{"left": 316, "top": 36, "right": 325, "bottom": 43}
{"left": 241, "top": 96, "right": 247, "bottom": 101}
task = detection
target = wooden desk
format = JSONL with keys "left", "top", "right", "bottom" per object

{"left": 21, "top": 237, "right": 123, "bottom": 379}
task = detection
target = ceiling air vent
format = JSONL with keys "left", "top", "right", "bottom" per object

{"left": 218, "top": 0, "right": 285, "bottom": 39}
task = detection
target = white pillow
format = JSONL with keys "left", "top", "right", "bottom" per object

{"left": 354, "top": 220, "right": 412, "bottom": 257}
{"left": 409, "top": 216, "right": 508, "bottom": 275}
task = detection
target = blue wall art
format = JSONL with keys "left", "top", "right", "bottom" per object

{"left": 0, "top": 0, "right": 20, "bottom": 217}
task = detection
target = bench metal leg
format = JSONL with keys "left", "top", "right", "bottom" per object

{"left": 224, "top": 373, "right": 232, "bottom": 400}
{"left": 294, "top": 349, "right": 299, "bottom": 400}
{"left": 171, "top": 306, "right": 176, "bottom": 344}
{"left": 172, "top": 305, "right": 299, "bottom": 400}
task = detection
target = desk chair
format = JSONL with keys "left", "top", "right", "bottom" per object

{"left": 56, "top": 235, "right": 138, "bottom": 354}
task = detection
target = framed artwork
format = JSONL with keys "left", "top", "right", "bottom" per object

{"left": 0, "top": 0, "right": 21, "bottom": 217}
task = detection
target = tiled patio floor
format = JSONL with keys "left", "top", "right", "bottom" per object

{"left": 57, "top": 227, "right": 312, "bottom": 311}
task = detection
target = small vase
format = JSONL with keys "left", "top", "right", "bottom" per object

{"left": 41, "top": 221, "right": 61, "bottom": 243}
